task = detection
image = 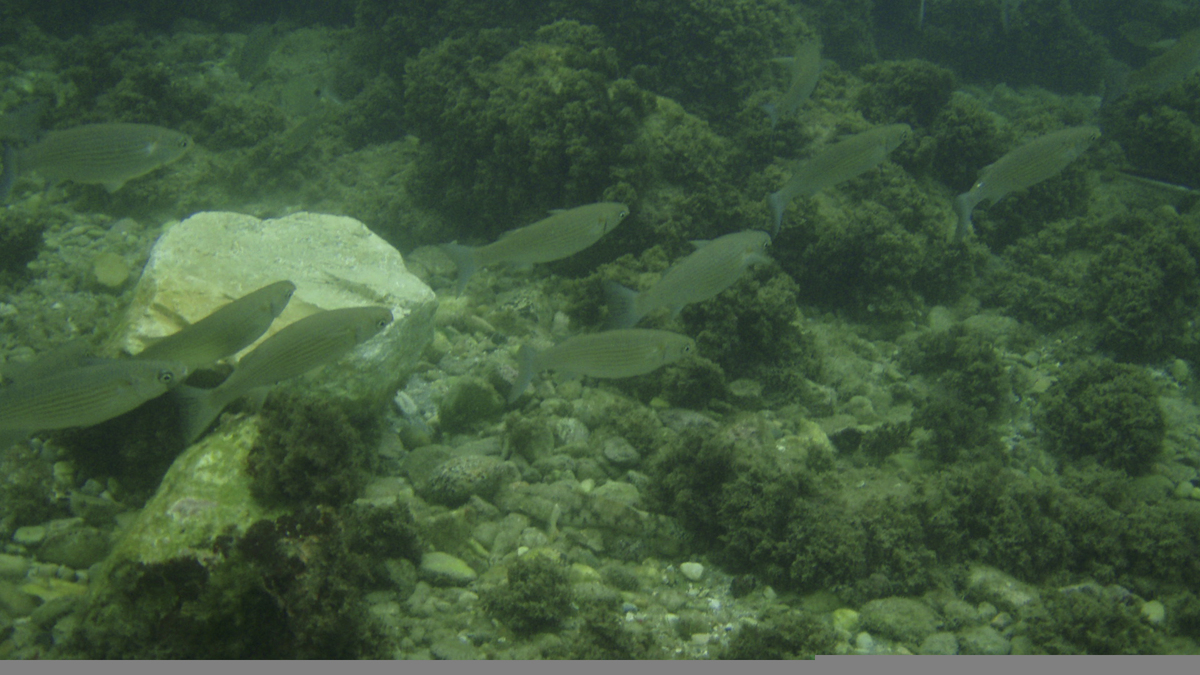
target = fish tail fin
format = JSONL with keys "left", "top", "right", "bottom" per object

{"left": 508, "top": 344, "right": 539, "bottom": 404}
{"left": 952, "top": 192, "right": 976, "bottom": 242}
{"left": 767, "top": 190, "right": 787, "bottom": 237}
{"left": 439, "top": 243, "right": 477, "bottom": 296}
{"left": 602, "top": 280, "right": 641, "bottom": 329}
{"left": 175, "top": 385, "right": 224, "bottom": 444}
{"left": 761, "top": 102, "right": 779, "bottom": 130}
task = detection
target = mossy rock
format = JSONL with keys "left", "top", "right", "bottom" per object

{"left": 1037, "top": 358, "right": 1165, "bottom": 475}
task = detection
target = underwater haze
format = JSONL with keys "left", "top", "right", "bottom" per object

{"left": 3, "top": 0, "right": 1200, "bottom": 659}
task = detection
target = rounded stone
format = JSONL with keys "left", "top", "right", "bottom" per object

{"left": 602, "top": 436, "right": 641, "bottom": 467}
{"left": 679, "top": 562, "right": 704, "bottom": 581}
{"left": 919, "top": 632, "right": 958, "bottom": 655}
{"left": 859, "top": 597, "right": 942, "bottom": 645}
{"left": 12, "top": 526, "right": 46, "bottom": 547}
{"left": 422, "top": 455, "right": 517, "bottom": 507}
{"left": 957, "top": 625, "right": 1010, "bottom": 655}
{"left": 37, "top": 528, "right": 111, "bottom": 570}
{"left": 419, "top": 551, "right": 478, "bottom": 587}
{"left": 1141, "top": 600, "right": 1166, "bottom": 625}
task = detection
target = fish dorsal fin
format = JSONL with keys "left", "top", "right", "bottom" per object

{"left": 688, "top": 239, "right": 711, "bottom": 250}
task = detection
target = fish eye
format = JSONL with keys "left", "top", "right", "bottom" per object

{"left": 377, "top": 318, "right": 391, "bottom": 329}
{"left": 618, "top": 211, "right": 629, "bottom": 220}
{"left": 158, "top": 369, "right": 176, "bottom": 384}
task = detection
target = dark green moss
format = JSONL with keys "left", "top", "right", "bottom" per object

{"left": 437, "top": 376, "right": 505, "bottom": 434}
{"left": 771, "top": 169, "right": 974, "bottom": 320}
{"left": 482, "top": 554, "right": 573, "bottom": 636}
{"left": 856, "top": 59, "right": 955, "bottom": 129}
{"left": 1037, "top": 358, "right": 1165, "bottom": 475}
{"left": 247, "top": 390, "right": 378, "bottom": 508}
{"left": 651, "top": 419, "right": 1200, "bottom": 596}
{"left": 0, "top": 442, "right": 61, "bottom": 529}
{"left": 402, "top": 20, "right": 650, "bottom": 238}
{"left": 68, "top": 505, "right": 391, "bottom": 659}
{"left": 719, "top": 607, "right": 839, "bottom": 659}
{"left": 903, "top": 323, "right": 1010, "bottom": 416}
{"left": 1084, "top": 211, "right": 1200, "bottom": 361}
{"left": 544, "top": 600, "right": 657, "bottom": 659}
{"left": 913, "top": 0, "right": 1109, "bottom": 94}
{"left": 1024, "top": 587, "right": 1162, "bottom": 655}
{"left": 911, "top": 396, "right": 998, "bottom": 464}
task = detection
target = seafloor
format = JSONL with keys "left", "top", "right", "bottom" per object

{"left": 2, "top": 0, "right": 1200, "bottom": 659}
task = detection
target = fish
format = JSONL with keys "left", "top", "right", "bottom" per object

{"left": 1127, "top": 29, "right": 1200, "bottom": 94}
{"left": 762, "top": 37, "right": 822, "bottom": 129}
{"left": 0, "top": 359, "right": 188, "bottom": 448}
{"left": 0, "top": 340, "right": 95, "bottom": 385}
{"left": 768, "top": 124, "right": 911, "bottom": 235}
{"left": 604, "top": 230, "right": 772, "bottom": 329}
{"left": 176, "top": 306, "right": 393, "bottom": 443}
{"left": 953, "top": 126, "right": 1100, "bottom": 241}
{"left": 135, "top": 280, "right": 296, "bottom": 371}
{"left": 508, "top": 329, "right": 696, "bottom": 403}
{"left": 15, "top": 123, "right": 193, "bottom": 193}
{"left": 441, "top": 202, "right": 630, "bottom": 294}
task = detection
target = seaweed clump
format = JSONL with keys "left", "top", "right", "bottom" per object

{"left": 246, "top": 390, "right": 378, "bottom": 508}
{"left": 482, "top": 552, "right": 574, "bottom": 636}
{"left": 69, "top": 502, "right": 419, "bottom": 658}
{"left": 1037, "top": 359, "right": 1165, "bottom": 475}
{"left": 402, "top": 20, "right": 651, "bottom": 237}
{"left": 719, "top": 607, "right": 839, "bottom": 659}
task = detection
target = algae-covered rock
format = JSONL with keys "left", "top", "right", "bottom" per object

{"left": 108, "top": 210, "right": 437, "bottom": 406}
{"left": 1037, "top": 358, "right": 1166, "bottom": 475}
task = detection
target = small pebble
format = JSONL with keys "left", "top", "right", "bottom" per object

{"left": 680, "top": 562, "right": 704, "bottom": 581}
{"left": 1141, "top": 600, "right": 1166, "bottom": 625}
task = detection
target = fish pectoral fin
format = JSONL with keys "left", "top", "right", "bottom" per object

{"left": 102, "top": 179, "right": 127, "bottom": 193}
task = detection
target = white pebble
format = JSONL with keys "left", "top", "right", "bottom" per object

{"left": 680, "top": 561, "right": 704, "bottom": 581}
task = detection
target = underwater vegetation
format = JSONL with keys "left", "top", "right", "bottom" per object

{"left": 6, "top": 0, "right": 1200, "bottom": 660}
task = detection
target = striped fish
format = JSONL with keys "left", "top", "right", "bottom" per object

{"left": 135, "top": 280, "right": 296, "bottom": 371}
{"left": 953, "top": 126, "right": 1100, "bottom": 241}
{"left": 769, "top": 124, "right": 911, "bottom": 235}
{"left": 762, "top": 37, "right": 822, "bottom": 129}
{"left": 509, "top": 329, "right": 696, "bottom": 403}
{"left": 604, "top": 230, "right": 772, "bottom": 328}
{"left": 0, "top": 359, "right": 188, "bottom": 447}
{"left": 17, "top": 123, "right": 192, "bottom": 193}
{"left": 176, "top": 306, "right": 393, "bottom": 443}
{"left": 441, "top": 202, "right": 629, "bottom": 294}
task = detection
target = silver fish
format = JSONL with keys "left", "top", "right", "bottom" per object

{"left": 1128, "top": 29, "right": 1200, "bottom": 94}
{"left": 953, "top": 126, "right": 1100, "bottom": 241}
{"left": 17, "top": 123, "right": 192, "bottom": 193}
{"left": 441, "top": 202, "right": 629, "bottom": 294}
{"left": 604, "top": 230, "right": 772, "bottom": 329}
{"left": 762, "top": 37, "right": 822, "bottom": 129}
{"left": 509, "top": 329, "right": 696, "bottom": 403}
{"left": 135, "top": 280, "right": 296, "bottom": 371}
{"left": 769, "top": 124, "right": 911, "bottom": 235}
{"left": 177, "top": 306, "right": 393, "bottom": 442}
{"left": 0, "top": 360, "right": 188, "bottom": 446}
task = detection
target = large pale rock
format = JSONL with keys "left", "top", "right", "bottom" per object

{"left": 108, "top": 211, "right": 436, "bottom": 404}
